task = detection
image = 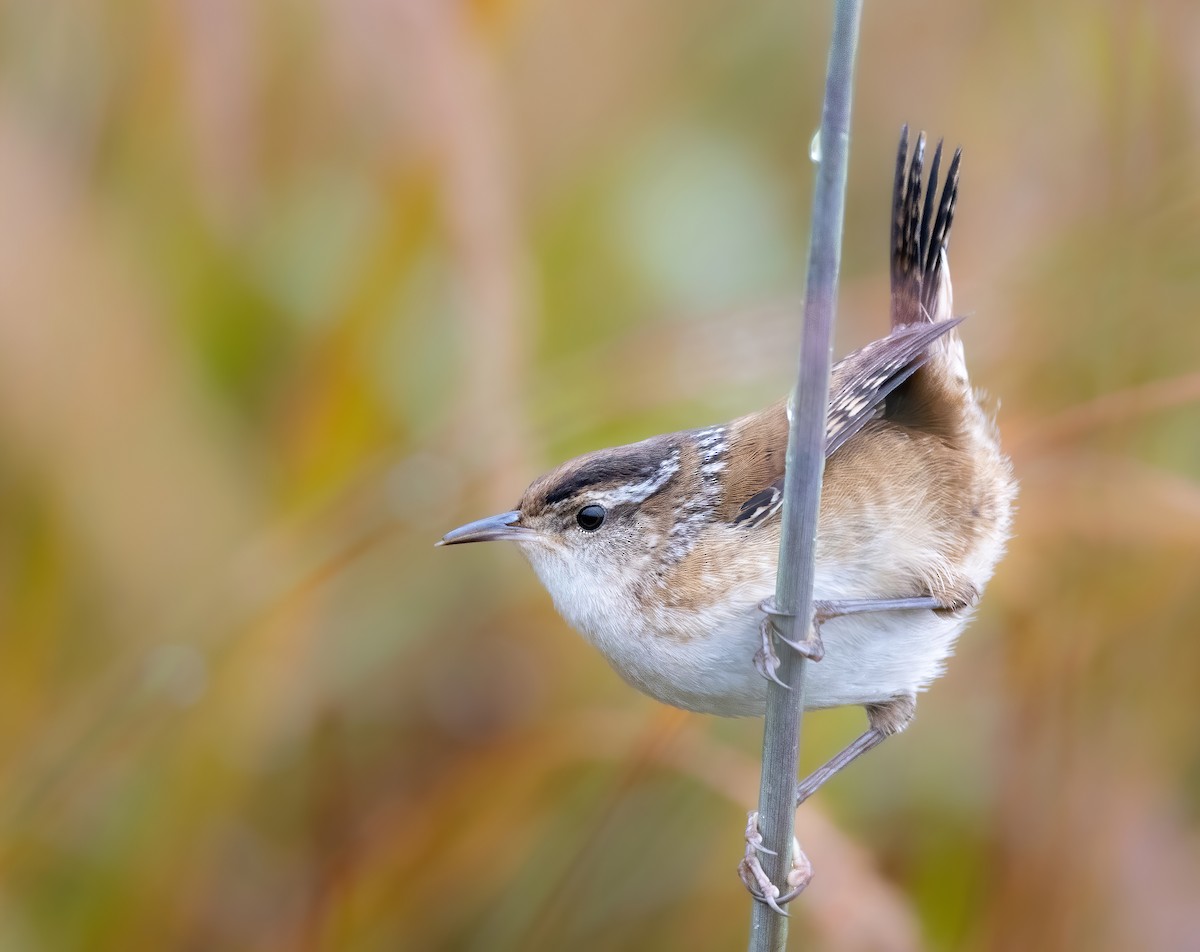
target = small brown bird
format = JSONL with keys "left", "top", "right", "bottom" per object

{"left": 441, "top": 128, "right": 1015, "bottom": 814}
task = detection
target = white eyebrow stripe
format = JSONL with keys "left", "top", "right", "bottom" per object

{"left": 586, "top": 450, "right": 681, "bottom": 507}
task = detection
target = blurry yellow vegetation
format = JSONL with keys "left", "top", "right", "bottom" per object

{"left": 0, "top": 0, "right": 1198, "bottom": 950}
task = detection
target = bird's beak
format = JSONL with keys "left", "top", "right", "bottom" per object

{"left": 437, "top": 510, "right": 530, "bottom": 546}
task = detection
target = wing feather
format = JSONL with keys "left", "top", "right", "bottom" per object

{"left": 732, "top": 318, "right": 963, "bottom": 527}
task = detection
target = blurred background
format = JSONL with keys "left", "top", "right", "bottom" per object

{"left": 0, "top": 0, "right": 1198, "bottom": 949}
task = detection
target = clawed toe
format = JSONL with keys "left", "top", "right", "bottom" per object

{"left": 755, "top": 619, "right": 791, "bottom": 687}
{"left": 754, "top": 650, "right": 790, "bottom": 688}
{"left": 781, "top": 633, "right": 825, "bottom": 662}
{"left": 784, "top": 846, "right": 813, "bottom": 893}
{"left": 744, "top": 810, "right": 777, "bottom": 855}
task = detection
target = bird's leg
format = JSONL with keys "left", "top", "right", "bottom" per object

{"left": 754, "top": 594, "right": 960, "bottom": 829}
{"left": 738, "top": 811, "right": 813, "bottom": 915}
{"left": 757, "top": 593, "right": 943, "bottom": 678}
{"left": 795, "top": 694, "right": 915, "bottom": 805}
{"left": 783, "top": 593, "right": 970, "bottom": 800}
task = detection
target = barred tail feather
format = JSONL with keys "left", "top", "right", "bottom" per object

{"left": 891, "top": 125, "right": 961, "bottom": 328}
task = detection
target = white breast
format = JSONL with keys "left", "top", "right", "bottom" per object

{"left": 522, "top": 538, "right": 974, "bottom": 717}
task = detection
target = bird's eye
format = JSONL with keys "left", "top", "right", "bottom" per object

{"left": 576, "top": 505, "right": 606, "bottom": 531}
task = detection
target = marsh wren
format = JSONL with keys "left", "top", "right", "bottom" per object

{"left": 441, "top": 128, "right": 1015, "bottom": 819}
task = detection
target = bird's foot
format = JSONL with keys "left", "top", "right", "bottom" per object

{"left": 759, "top": 596, "right": 826, "bottom": 663}
{"left": 738, "top": 811, "right": 813, "bottom": 915}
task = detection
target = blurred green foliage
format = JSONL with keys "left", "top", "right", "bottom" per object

{"left": 0, "top": 0, "right": 1198, "bottom": 949}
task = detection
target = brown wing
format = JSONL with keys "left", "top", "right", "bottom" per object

{"left": 825, "top": 317, "right": 964, "bottom": 456}
{"left": 732, "top": 318, "right": 963, "bottom": 527}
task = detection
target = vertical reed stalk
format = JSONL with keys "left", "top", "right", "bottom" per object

{"left": 747, "top": 1, "right": 863, "bottom": 949}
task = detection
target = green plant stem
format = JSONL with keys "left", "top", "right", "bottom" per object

{"left": 747, "top": 1, "right": 863, "bottom": 949}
